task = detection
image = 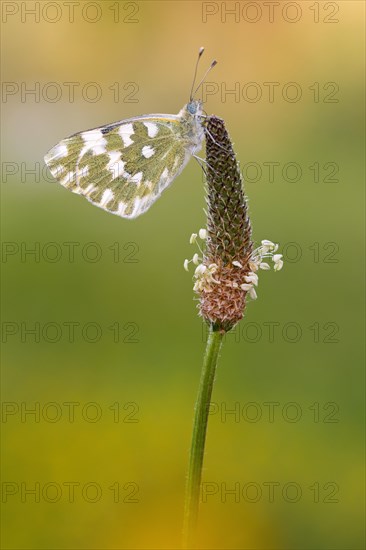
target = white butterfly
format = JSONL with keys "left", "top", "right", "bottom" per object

{"left": 44, "top": 48, "right": 216, "bottom": 219}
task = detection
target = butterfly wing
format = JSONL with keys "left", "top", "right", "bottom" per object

{"left": 44, "top": 114, "right": 201, "bottom": 218}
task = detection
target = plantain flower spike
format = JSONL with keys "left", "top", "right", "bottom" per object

{"left": 185, "top": 115, "right": 283, "bottom": 333}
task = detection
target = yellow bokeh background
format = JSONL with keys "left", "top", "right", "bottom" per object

{"left": 1, "top": 1, "right": 364, "bottom": 548}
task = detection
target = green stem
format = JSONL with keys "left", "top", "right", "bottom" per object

{"left": 182, "top": 326, "right": 224, "bottom": 548}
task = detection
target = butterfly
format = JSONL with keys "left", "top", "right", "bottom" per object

{"left": 44, "top": 48, "right": 216, "bottom": 219}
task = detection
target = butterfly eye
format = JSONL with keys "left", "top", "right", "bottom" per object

{"left": 187, "top": 102, "right": 197, "bottom": 114}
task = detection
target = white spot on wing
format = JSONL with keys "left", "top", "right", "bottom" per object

{"left": 53, "top": 165, "right": 66, "bottom": 177}
{"left": 99, "top": 190, "right": 157, "bottom": 219}
{"left": 49, "top": 143, "right": 68, "bottom": 160}
{"left": 107, "top": 150, "right": 121, "bottom": 165}
{"left": 84, "top": 184, "right": 96, "bottom": 194}
{"left": 117, "top": 202, "right": 127, "bottom": 216}
{"left": 161, "top": 167, "right": 169, "bottom": 182}
{"left": 130, "top": 172, "right": 143, "bottom": 185}
{"left": 129, "top": 195, "right": 153, "bottom": 218}
{"left": 82, "top": 129, "right": 103, "bottom": 143}
{"left": 142, "top": 145, "right": 155, "bottom": 159}
{"left": 81, "top": 130, "right": 107, "bottom": 155}
{"left": 158, "top": 168, "right": 170, "bottom": 192}
{"left": 118, "top": 123, "right": 134, "bottom": 147}
{"left": 132, "top": 197, "right": 141, "bottom": 216}
{"left": 79, "top": 166, "right": 89, "bottom": 178}
{"left": 61, "top": 171, "right": 75, "bottom": 187}
{"left": 144, "top": 122, "right": 158, "bottom": 138}
{"left": 100, "top": 188, "right": 114, "bottom": 207}
{"left": 106, "top": 151, "right": 129, "bottom": 179}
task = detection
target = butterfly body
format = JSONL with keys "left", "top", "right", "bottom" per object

{"left": 44, "top": 100, "right": 205, "bottom": 218}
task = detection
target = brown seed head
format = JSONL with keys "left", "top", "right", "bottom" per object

{"left": 198, "top": 115, "right": 253, "bottom": 333}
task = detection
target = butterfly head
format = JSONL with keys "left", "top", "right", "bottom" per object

{"left": 187, "top": 100, "right": 203, "bottom": 116}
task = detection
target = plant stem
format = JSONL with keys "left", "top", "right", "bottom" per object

{"left": 183, "top": 326, "right": 224, "bottom": 548}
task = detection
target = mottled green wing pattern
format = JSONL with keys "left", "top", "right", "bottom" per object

{"left": 44, "top": 114, "right": 199, "bottom": 218}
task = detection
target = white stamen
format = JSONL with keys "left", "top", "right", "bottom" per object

{"left": 240, "top": 283, "right": 252, "bottom": 291}
{"left": 195, "top": 264, "right": 207, "bottom": 276}
{"left": 249, "top": 287, "right": 258, "bottom": 300}
{"left": 274, "top": 259, "right": 284, "bottom": 271}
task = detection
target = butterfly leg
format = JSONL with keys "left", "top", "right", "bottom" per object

{"left": 193, "top": 154, "right": 210, "bottom": 178}
{"left": 204, "top": 127, "right": 233, "bottom": 153}
{"left": 193, "top": 154, "right": 219, "bottom": 179}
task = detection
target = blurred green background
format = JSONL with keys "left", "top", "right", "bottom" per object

{"left": 1, "top": 1, "right": 364, "bottom": 548}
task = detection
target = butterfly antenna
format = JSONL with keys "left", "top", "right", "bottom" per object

{"left": 192, "top": 59, "right": 218, "bottom": 99}
{"left": 190, "top": 47, "right": 205, "bottom": 102}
